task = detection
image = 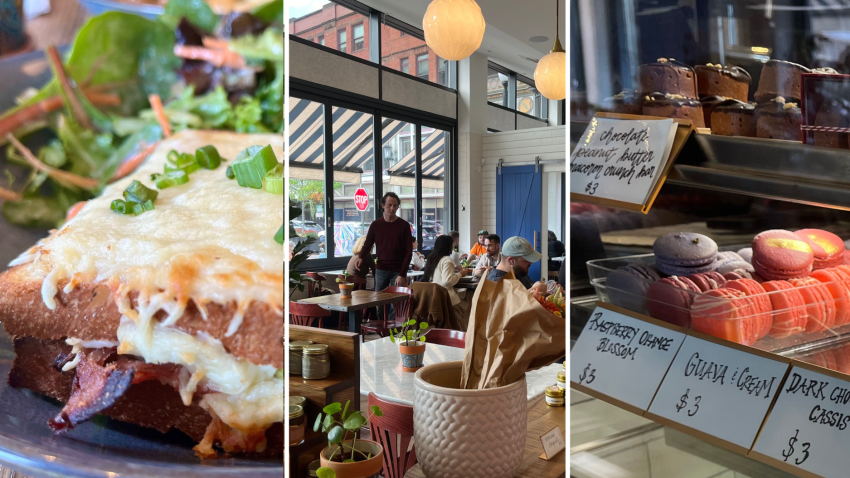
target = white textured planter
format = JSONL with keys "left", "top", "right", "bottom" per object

{"left": 413, "top": 361, "right": 527, "bottom": 478}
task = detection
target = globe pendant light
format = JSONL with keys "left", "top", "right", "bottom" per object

{"left": 423, "top": 0, "right": 486, "bottom": 61}
{"left": 534, "top": 0, "right": 566, "bottom": 100}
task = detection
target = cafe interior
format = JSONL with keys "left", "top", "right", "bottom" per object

{"left": 287, "top": 0, "right": 567, "bottom": 476}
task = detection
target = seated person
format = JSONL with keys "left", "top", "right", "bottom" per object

{"left": 548, "top": 230, "right": 565, "bottom": 271}
{"left": 411, "top": 236, "right": 426, "bottom": 270}
{"left": 448, "top": 230, "right": 462, "bottom": 269}
{"left": 468, "top": 230, "right": 488, "bottom": 260}
{"left": 486, "top": 236, "right": 541, "bottom": 290}
{"left": 422, "top": 235, "right": 469, "bottom": 309}
{"left": 346, "top": 235, "right": 375, "bottom": 278}
{"left": 474, "top": 234, "right": 502, "bottom": 278}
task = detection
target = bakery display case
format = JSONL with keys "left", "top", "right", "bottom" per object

{"left": 571, "top": 1, "right": 850, "bottom": 476}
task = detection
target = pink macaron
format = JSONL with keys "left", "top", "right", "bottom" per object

{"left": 794, "top": 229, "right": 845, "bottom": 270}
{"left": 752, "top": 230, "right": 814, "bottom": 280}
{"left": 687, "top": 271, "right": 727, "bottom": 292}
{"left": 646, "top": 276, "right": 701, "bottom": 327}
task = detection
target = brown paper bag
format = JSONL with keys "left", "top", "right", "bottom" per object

{"left": 460, "top": 270, "right": 567, "bottom": 389}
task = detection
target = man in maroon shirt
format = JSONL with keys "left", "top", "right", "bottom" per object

{"left": 355, "top": 192, "right": 413, "bottom": 320}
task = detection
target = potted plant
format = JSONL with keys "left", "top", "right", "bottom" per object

{"left": 390, "top": 319, "right": 431, "bottom": 372}
{"left": 337, "top": 271, "right": 353, "bottom": 298}
{"left": 314, "top": 400, "right": 384, "bottom": 478}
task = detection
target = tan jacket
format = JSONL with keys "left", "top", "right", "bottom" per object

{"left": 431, "top": 256, "right": 462, "bottom": 305}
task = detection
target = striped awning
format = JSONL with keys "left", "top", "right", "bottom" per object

{"left": 288, "top": 97, "right": 446, "bottom": 179}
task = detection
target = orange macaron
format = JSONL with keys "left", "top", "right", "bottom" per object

{"left": 691, "top": 287, "right": 760, "bottom": 345}
{"left": 726, "top": 278, "right": 772, "bottom": 340}
{"left": 811, "top": 268, "right": 850, "bottom": 327}
{"left": 761, "top": 280, "right": 807, "bottom": 339}
{"left": 788, "top": 277, "right": 837, "bottom": 333}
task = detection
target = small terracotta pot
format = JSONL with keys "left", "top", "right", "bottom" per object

{"left": 339, "top": 283, "right": 353, "bottom": 297}
{"left": 319, "top": 439, "right": 384, "bottom": 478}
{"left": 399, "top": 343, "right": 426, "bottom": 372}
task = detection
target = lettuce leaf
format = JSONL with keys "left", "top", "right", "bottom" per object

{"left": 159, "top": 0, "right": 217, "bottom": 33}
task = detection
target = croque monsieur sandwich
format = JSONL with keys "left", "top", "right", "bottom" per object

{"left": 0, "top": 130, "right": 283, "bottom": 458}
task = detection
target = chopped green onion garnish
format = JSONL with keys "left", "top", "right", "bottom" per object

{"left": 155, "top": 170, "right": 189, "bottom": 189}
{"left": 264, "top": 164, "right": 283, "bottom": 194}
{"left": 110, "top": 199, "right": 133, "bottom": 215}
{"left": 274, "top": 225, "right": 283, "bottom": 244}
{"left": 167, "top": 150, "right": 180, "bottom": 163}
{"left": 226, "top": 165, "right": 235, "bottom": 179}
{"left": 151, "top": 173, "right": 161, "bottom": 181}
{"left": 196, "top": 145, "right": 222, "bottom": 169}
{"left": 165, "top": 153, "right": 200, "bottom": 175}
{"left": 274, "top": 369, "right": 283, "bottom": 379}
{"left": 123, "top": 180, "right": 159, "bottom": 204}
{"left": 132, "top": 199, "right": 155, "bottom": 216}
{"left": 231, "top": 145, "right": 277, "bottom": 189}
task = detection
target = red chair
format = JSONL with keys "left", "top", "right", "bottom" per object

{"left": 426, "top": 328, "right": 466, "bottom": 348}
{"left": 289, "top": 302, "right": 331, "bottom": 328}
{"left": 360, "top": 286, "right": 414, "bottom": 338}
{"left": 306, "top": 272, "right": 328, "bottom": 298}
{"left": 368, "top": 392, "right": 416, "bottom": 478}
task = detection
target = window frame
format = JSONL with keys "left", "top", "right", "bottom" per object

{"left": 289, "top": 87, "right": 458, "bottom": 270}
{"left": 416, "top": 53, "right": 429, "bottom": 80}
{"left": 317, "top": 34, "right": 324, "bottom": 46}
{"left": 400, "top": 57, "right": 409, "bottom": 75}
{"left": 352, "top": 23, "right": 365, "bottom": 51}
{"left": 338, "top": 29, "right": 347, "bottom": 53}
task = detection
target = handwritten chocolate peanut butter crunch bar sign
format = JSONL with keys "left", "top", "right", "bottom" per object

{"left": 570, "top": 115, "right": 690, "bottom": 213}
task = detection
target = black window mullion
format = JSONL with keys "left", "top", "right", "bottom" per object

{"left": 323, "top": 99, "right": 335, "bottom": 260}
{"left": 415, "top": 124, "right": 423, "bottom": 250}
{"left": 374, "top": 109, "right": 384, "bottom": 219}
{"left": 508, "top": 73, "right": 517, "bottom": 110}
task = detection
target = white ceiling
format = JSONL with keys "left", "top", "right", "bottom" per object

{"left": 358, "top": 0, "right": 566, "bottom": 78}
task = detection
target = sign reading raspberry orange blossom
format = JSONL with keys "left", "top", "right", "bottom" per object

{"left": 570, "top": 303, "right": 686, "bottom": 413}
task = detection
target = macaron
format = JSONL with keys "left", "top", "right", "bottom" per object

{"left": 811, "top": 268, "right": 850, "bottom": 327}
{"left": 687, "top": 271, "right": 727, "bottom": 292}
{"left": 726, "top": 278, "right": 772, "bottom": 339}
{"left": 752, "top": 230, "right": 814, "bottom": 280}
{"left": 606, "top": 264, "right": 662, "bottom": 314}
{"left": 788, "top": 277, "right": 837, "bottom": 333}
{"left": 716, "top": 261, "right": 755, "bottom": 274}
{"left": 646, "top": 276, "right": 701, "bottom": 327}
{"left": 653, "top": 232, "right": 718, "bottom": 276}
{"left": 691, "top": 288, "right": 759, "bottom": 345}
{"left": 805, "top": 350, "right": 838, "bottom": 372}
{"left": 761, "top": 280, "right": 807, "bottom": 339}
{"left": 737, "top": 247, "right": 753, "bottom": 263}
{"left": 723, "top": 269, "right": 755, "bottom": 281}
{"left": 795, "top": 229, "right": 846, "bottom": 270}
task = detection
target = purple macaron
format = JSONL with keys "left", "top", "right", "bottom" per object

{"left": 606, "top": 264, "right": 662, "bottom": 314}
{"left": 715, "top": 251, "right": 755, "bottom": 274}
{"left": 653, "top": 232, "right": 718, "bottom": 276}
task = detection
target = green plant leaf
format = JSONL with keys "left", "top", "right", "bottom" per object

{"left": 322, "top": 413, "right": 334, "bottom": 433}
{"left": 328, "top": 425, "right": 344, "bottom": 444}
{"left": 407, "top": 319, "right": 416, "bottom": 326}
{"left": 323, "top": 402, "right": 342, "bottom": 415}
{"left": 389, "top": 334, "right": 395, "bottom": 343}
{"left": 341, "top": 400, "right": 351, "bottom": 421}
{"left": 343, "top": 459, "right": 355, "bottom": 463}
{"left": 313, "top": 413, "right": 323, "bottom": 432}
{"left": 420, "top": 336, "right": 426, "bottom": 342}
{"left": 370, "top": 405, "right": 383, "bottom": 417}
{"left": 316, "top": 467, "right": 336, "bottom": 478}
{"left": 159, "top": 0, "right": 217, "bottom": 33}
{"left": 343, "top": 411, "right": 366, "bottom": 431}
{"left": 406, "top": 330, "right": 414, "bottom": 338}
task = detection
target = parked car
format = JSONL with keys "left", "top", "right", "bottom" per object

{"left": 421, "top": 227, "right": 438, "bottom": 250}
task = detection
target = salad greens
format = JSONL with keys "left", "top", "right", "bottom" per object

{"left": 0, "top": 0, "right": 282, "bottom": 229}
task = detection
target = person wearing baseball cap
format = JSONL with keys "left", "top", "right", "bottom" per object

{"left": 486, "top": 236, "right": 542, "bottom": 289}
{"left": 468, "top": 230, "right": 489, "bottom": 260}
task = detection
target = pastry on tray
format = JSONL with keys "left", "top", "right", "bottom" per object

{"left": 602, "top": 90, "right": 642, "bottom": 115}
{"left": 813, "top": 98, "right": 850, "bottom": 149}
{"left": 695, "top": 63, "right": 751, "bottom": 101}
{"left": 754, "top": 59, "right": 810, "bottom": 103}
{"left": 755, "top": 96, "right": 802, "bottom": 140}
{"left": 638, "top": 58, "right": 698, "bottom": 99}
{"left": 710, "top": 99, "right": 756, "bottom": 137}
{"left": 642, "top": 93, "right": 705, "bottom": 127}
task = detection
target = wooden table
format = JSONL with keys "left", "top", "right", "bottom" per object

{"left": 405, "top": 395, "right": 566, "bottom": 478}
{"left": 297, "top": 290, "right": 411, "bottom": 333}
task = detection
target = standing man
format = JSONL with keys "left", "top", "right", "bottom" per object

{"left": 487, "top": 236, "right": 541, "bottom": 289}
{"left": 468, "top": 230, "right": 488, "bottom": 260}
{"left": 474, "top": 234, "right": 502, "bottom": 278}
{"left": 356, "top": 192, "right": 413, "bottom": 302}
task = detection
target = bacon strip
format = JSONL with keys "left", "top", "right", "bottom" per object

{"left": 194, "top": 414, "right": 268, "bottom": 459}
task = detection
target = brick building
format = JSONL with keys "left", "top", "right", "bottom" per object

{"left": 290, "top": 3, "right": 449, "bottom": 86}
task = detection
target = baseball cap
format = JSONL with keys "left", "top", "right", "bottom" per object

{"left": 478, "top": 230, "right": 489, "bottom": 235}
{"left": 501, "top": 236, "right": 542, "bottom": 263}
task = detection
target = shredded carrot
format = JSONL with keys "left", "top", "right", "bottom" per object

{"left": 109, "top": 142, "right": 160, "bottom": 183}
{"left": 65, "top": 201, "right": 87, "bottom": 221}
{"left": 6, "top": 134, "right": 99, "bottom": 190}
{"left": 0, "top": 92, "right": 120, "bottom": 141}
{"left": 173, "top": 44, "right": 246, "bottom": 69}
{"left": 84, "top": 92, "right": 122, "bottom": 106}
{"left": 148, "top": 94, "right": 171, "bottom": 138}
{"left": 201, "top": 37, "right": 229, "bottom": 50}
{"left": 0, "top": 185, "right": 22, "bottom": 202}
{"left": 46, "top": 46, "right": 93, "bottom": 130}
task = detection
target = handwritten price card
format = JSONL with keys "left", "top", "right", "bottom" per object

{"left": 570, "top": 116, "right": 683, "bottom": 213}
{"left": 646, "top": 334, "right": 790, "bottom": 453}
{"left": 570, "top": 303, "right": 686, "bottom": 413}
{"left": 752, "top": 365, "right": 850, "bottom": 477}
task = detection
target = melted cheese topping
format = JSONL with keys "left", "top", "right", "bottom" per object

{"left": 10, "top": 130, "right": 284, "bottom": 431}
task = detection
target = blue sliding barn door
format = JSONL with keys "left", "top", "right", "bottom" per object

{"left": 497, "top": 165, "right": 543, "bottom": 281}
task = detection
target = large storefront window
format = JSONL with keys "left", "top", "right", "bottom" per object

{"left": 517, "top": 78, "right": 545, "bottom": 119}
{"left": 288, "top": 98, "right": 327, "bottom": 260}
{"left": 382, "top": 119, "right": 417, "bottom": 229}
{"left": 420, "top": 128, "right": 449, "bottom": 250}
{"left": 488, "top": 67, "right": 508, "bottom": 106}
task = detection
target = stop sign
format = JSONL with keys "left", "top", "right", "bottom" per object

{"left": 354, "top": 188, "right": 369, "bottom": 211}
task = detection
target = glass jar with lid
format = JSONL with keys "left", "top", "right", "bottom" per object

{"left": 289, "top": 341, "right": 313, "bottom": 376}
{"left": 289, "top": 404, "right": 306, "bottom": 446}
{"left": 545, "top": 385, "right": 565, "bottom": 407}
{"left": 557, "top": 371, "right": 566, "bottom": 390}
{"left": 302, "top": 344, "right": 331, "bottom": 380}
